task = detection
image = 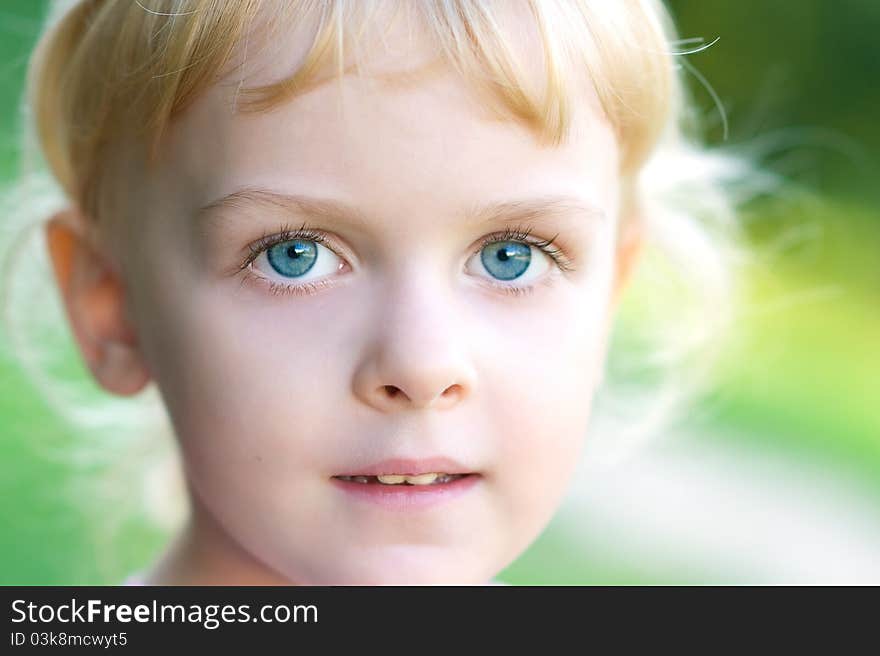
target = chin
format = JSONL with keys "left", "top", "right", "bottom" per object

{"left": 298, "top": 550, "right": 498, "bottom": 586}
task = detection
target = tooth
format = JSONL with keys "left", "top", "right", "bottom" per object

{"left": 377, "top": 474, "right": 406, "bottom": 484}
{"left": 352, "top": 476, "right": 371, "bottom": 484}
{"left": 404, "top": 473, "right": 439, "bottom": 485}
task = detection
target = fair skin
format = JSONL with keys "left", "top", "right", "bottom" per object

{"left": 45, "top": 8, "right": 643, "bottom": 585}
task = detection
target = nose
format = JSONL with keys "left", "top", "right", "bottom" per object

{"left": 352, "top": 273, "right": 476, "bottom": 413}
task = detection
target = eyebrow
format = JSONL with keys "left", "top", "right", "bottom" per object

{"left": 197, "top": 186, "right": 605, "bottom": 228}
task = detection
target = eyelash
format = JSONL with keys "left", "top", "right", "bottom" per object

{"left": 238, "top": 221, "right": 577, "bottom": 298}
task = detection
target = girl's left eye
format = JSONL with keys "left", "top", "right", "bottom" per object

{"left": 239, "top": 222, "right": 574, "bottom": 298}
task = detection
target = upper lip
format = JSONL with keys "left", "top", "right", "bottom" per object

{"left": 333, "top": 456, "right": 475, "bottom": 477}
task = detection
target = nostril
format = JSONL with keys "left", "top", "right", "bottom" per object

{"left": 443, "top": 384, "right": 460, "bottom": 397}
{"left": 379, "top": 384, "right": 461, "bottom": 407}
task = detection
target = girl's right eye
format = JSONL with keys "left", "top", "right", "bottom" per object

{"left": 241, "top": 224, "right": 348, "bottom": 298}
{"left": 255, "top": 239, "right": 344, "bottom": 288}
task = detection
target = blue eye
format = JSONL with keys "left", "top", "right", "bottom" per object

{"left": 253, "top": 236, "right": 344, "bottom": 290}
{"left": 480, "top": 241, "right": 532, "bottom": 281}
{"left": 469, "top": 239, "right": 551, "bottom": 287}
{"left": 266, "top": 240, "right": 318, "bottom": 277}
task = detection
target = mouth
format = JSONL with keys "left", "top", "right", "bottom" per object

{"left": 332, "top": 473, "right": 474, "bottom": 486}
{"left": 332, "top": 456, "right": 477, "bottom": 483}
{"left": 330, "top": 458, "right": 481, "bottom": 510}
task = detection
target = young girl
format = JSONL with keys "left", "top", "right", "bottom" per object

{"left": 1, "top": 0, "right": 747, "bottom": 585}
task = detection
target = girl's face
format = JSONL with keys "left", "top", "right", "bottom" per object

{"left": 118, "top": 12, "right": 624, "bottom": 584}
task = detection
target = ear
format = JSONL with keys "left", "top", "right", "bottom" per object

{"left": 45, "top": 207, "right": 151, "bottom": 396}
{"left": 596, "top": 210, "right": 645, "bottom": 388}
{"left": 610, "top": 213, "right": 644, "bottom": 307}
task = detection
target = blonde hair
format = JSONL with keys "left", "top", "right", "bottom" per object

{"left": 0, "top": 0, "right": 756, "bottom": 582}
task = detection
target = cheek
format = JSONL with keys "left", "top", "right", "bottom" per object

{"left": 478, "top": 280, "right": 609, "bottom": 531}
{"left": 136, "top": 272, "right": 355, "bottom": 481}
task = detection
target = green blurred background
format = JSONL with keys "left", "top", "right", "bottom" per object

{"left": 1, "top": 1, "right": 877, "bottom": 584}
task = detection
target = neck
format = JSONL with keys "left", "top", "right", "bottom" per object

{"left": 143, "top": 489, "right": 292, "bottom": 586}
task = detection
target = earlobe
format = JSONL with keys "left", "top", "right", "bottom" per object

{"left": 45, "top": 208, "right": 151, "bottom": 397}
{"left": 95, "top": 340, "right": 152, "bottom": 396}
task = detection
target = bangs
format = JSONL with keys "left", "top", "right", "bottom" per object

{"left": 209, "top": 0, "right": 676, "bottom": 173}
{"left": 31, "top": 0, "right": 677, "bottom": 218}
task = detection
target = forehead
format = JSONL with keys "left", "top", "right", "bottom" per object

{"left": 156, "top": 1, "right": 618, "bottom": 223}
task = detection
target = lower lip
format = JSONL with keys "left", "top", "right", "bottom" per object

{"left": 330, "top": 474, "right": 481, "bottom": 511}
